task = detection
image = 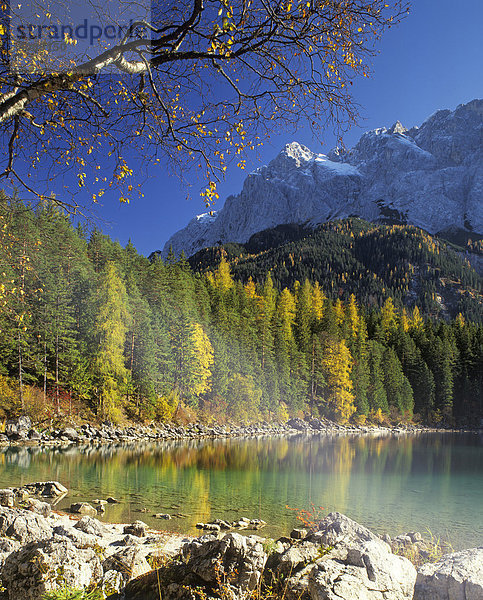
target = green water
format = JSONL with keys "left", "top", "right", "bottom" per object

{"left": 0, "top": 433, "right": 481, "bottom": 549}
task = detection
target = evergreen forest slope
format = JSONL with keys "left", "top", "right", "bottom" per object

{"left": 188, "top": 219, "right": 483, "bottom": 323}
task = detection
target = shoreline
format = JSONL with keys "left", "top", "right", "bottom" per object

{"left": 0, "top": 497, "right": 479, "bottom": 600}
{"left": 0, "top": 416, "right": 475, "bottom": 449}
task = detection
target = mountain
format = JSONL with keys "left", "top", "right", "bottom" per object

{"left": 159, "top": 99, "right": 483, "bottom": 258}
{"left": 188, "top": 219, "right": 483, "bottom": 322}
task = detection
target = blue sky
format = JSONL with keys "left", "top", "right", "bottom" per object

{"left": 91, "top": 0, "right": 483, "bottom": 256}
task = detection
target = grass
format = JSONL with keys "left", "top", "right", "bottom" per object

{"left": 392, "top": 529, "right": 454, "bottom": 567}
{"left": 41, "top": 589, "right": 104, "bottom": 600}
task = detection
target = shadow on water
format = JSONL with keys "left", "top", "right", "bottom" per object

{"left": 0, "top": 432, "right": 481, "bottom": 549}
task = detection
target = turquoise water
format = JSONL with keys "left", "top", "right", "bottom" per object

{"left": 0, "top": 433, "right": 481, "bottom": 549}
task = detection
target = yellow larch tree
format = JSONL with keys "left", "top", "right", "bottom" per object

{"left": 321, "top": 338, "right": 356, "bottom": 424}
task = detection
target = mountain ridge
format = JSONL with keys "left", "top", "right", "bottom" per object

{"left": 159, "top": 99, "right": 483, "bottom": 258}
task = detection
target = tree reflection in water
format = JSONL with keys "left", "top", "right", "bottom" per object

{"left": 0, "top": 433, "right": 480, "bottom": 549}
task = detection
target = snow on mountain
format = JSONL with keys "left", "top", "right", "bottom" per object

{"left": 160, "top": 99, "right": 483, "bottom": 258}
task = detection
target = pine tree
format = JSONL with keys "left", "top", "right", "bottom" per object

{"left": 367, "top": 340, "right": 389, "bottom": 414}
{"left": 382, "top": 347, "right": 414, "bottom": 416}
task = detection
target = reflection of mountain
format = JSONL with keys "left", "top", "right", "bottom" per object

{"left": 0, "top": 435, "right": 480, "bottom": 548}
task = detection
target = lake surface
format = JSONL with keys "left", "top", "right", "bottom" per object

{"left": 0, "top": 432, "right": 481, "bottom": 549}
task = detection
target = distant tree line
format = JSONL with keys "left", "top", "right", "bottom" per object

{"left": 0, "top": 199, "right": 481, "bottom": 427}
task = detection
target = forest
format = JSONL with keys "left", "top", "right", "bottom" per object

{"left": 0, "top": 198, "right": 482, "bottom": 428}
{"left": 188, "top": 219, "right": 483, "bottom": 323}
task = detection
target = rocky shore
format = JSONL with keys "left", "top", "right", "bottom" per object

{"left": 0, "top": 488, "right": 480, "bottom": 600}
{"left": 0, "top": 416, "right": 459, "bottom": 447}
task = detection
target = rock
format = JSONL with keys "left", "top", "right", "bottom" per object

{"left": 101, "top": 569, "right": 125, "bottom": 596}
{"left": 196, "top": 521, "right": 222, "bottom": 532}
{"left": 0, "top": 538, "right": 20, "bottom": 554}
{"left": 122, "top": 534, "right": 143, "bottom": 546}
{"left": 103, "top": 547, "right": 152, "bottom": 582}
{"left": 28, "top": 429, "right": 41, "bottom": 440}
{"left": 307, "top": 511, "right": 383, "bottom": 549}
{"left": 14, "top": 488, "right": 30, "bottom": 501}
{"left": 74, "top": 515, "right": 108, "bottom": 537}
{"left": 118, "top": 568, "right": 189, "bottom": 600}
{"left": 52, "top": 524, "right": 99, "bottom": 547}
{"left": 232, "top": 517, "right": 251, "bottom": 529}
{"left": 1, "top": 539, "right": 103, "bottom": 600}
{"left": 5, "top": 416, "right": 31, "bottom": 441}
{"left": 61, "top": 427, "right": 79, "bottom": 441}
{"left": 250, "top": 518, "right": 267, "bottom": 529}
{"left": 94, "top": 499, "right": 108, "bottom": 506}
{"left": 22, "top": 481, "right": 68, "bottom": 497}
{"left": 290, "top": 528, "right": 308, "bottom": 540}
{"left": 414, "top": 547, "right": 483, "bottom": 600}
{"left": 211, "top": 518, "right": 231, "bottom": 529}
{"left": 181, "top": 532, "right": 267, "bottom": 592}
{"left": 70, "top": 502, "right": 98, "bottom": 517}
{"left": 6, "top": 429, "right": 28, "bottom": 441}
{"left": 123, "top": 520, "right": 148, "bottom": 537}
{"left": 154, "top": 513, "right": 172, "bottom": 520}
{"left": 283, "top": 564, "right": 313, "bottom": 600}
{"left": 276, "top": 542, "right": 321, "bottom": 576}
{"left": 24, "top": 498, "right": 51, "bottom": 517}
{"left": 309, "top": 543, "right": 415, "bottom": 600}
{"left": 94, "top": 499, "right": 107, "bottom": 513}
{"left": 407, "top": 532, "right": 423, "bottom": 543}
{"left": 0, "top": 489, "right": 14, "bottom": 507}
{"left": 17, "top": 415, "right": 32, "bottom": 431}
{"left": 107, "top": 496, "right": 120, "bottom": 503}
{"left": 306, "top": 513, "right": 417, "bottom": 600}
{"left": 0, "top": 506, "right": 53, "bottom": 543}
{"left": 287, "top": 418, "right": 309, "bottom": 431}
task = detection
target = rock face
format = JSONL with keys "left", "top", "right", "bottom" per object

{"left": 119, "top": 532, "right": 268, "bottom": 600}
{"left": 0, "top": 505, "right": 188, "bottom": 600}
{"left": 119, "top": 514, "right": 419, "bottom": 600}
{"left": 161, "top": 99, "right": 483, "bottom": 258}
{"left": 414, "top": 547, "right": 483, "bottom": 600}
{"left": 0, "top": 506, "right": 54, "bottom": 543}
{"left": 306, "top": 512, "right": 417, "bottom": 600}
{"left": 1, "top": 539, "right": 102, "bottom": 600}
{"left": 181, "top": 532, "right": 268, "bottom": 591}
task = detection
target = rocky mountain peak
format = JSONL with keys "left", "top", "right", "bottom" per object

{"left": 388, "top": 120, "right": 407, "bottom": 134}
{"left": 159, "top": 99, "right": 483, "bottom": 259}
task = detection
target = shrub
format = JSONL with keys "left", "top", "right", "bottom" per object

{"left": 0, "top": 375, "right": 19, "bottom": 421}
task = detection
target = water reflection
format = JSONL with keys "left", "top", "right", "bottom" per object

{"left": 0, "top": 433, "right": 481, "bottom": 549}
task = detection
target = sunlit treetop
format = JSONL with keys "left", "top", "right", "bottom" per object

{"left": 0, "top": 0, "right": 408, "bottom": 213}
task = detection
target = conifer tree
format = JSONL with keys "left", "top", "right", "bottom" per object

{"left": 382, "top": 347, "right": 414, "bottom": 416}
{"left": 367, "top": 340, "right": 389, "bottom": 414}
{"left": 320, "top": 338, "right": 356, "bottom": 423}
{"left": 93, "top": 262, "right": 130, "bottom": 421}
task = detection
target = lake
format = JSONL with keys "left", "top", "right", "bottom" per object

{"left": 0, "top": 432, "right": 481, "bottom": 549}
